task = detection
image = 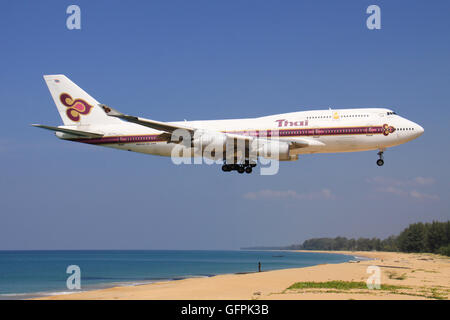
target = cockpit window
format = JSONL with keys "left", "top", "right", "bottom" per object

{"left": 387, "top": 111, "right": 397, "bottom": 115}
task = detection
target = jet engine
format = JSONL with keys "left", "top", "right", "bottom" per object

{"left": 191, "top": 130, "right": 228, "bottom": 155}
{"left": 252, "top": 139, "right": 295, "bottom": 161}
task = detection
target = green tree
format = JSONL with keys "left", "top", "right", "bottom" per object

{"left": 437, "top": 244, "right": 450, "bottom": 256}
{"left": 397, "top": 223, "right": 427, "bottom": 252}
{"left": 380, "top": 235, "right": 398, "bottom": 252}
{"left": 426, "top": 221, "right": 447, "bottom": 253}
{"left": 298, "top": 221, "right": 449, "bottom": 254}
{"left": 334, "top": 237, "right": 348, "bottom": 250}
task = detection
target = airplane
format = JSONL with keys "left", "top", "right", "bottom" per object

{"left": 33, "top": 75, "right": 424, "bottom": 174}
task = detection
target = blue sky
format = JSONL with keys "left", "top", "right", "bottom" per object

{"left": 0, "top": 1, "right": 449, "bottom": 249}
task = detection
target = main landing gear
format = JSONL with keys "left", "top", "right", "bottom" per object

{"left": 222, "top": 160, "right": 257, "bottom": 174}
{"left": 376, "top": 150, "right": 384, "bottom": 167}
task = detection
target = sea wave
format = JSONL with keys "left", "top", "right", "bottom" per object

{"left": 0, "top": 276, "right": 211, "bottom": 299}
{"left": 352, "top": 255, "right": 373, "bottom": 261}
{"left": 0, "top": 290, "right": 83, "bottom": 300}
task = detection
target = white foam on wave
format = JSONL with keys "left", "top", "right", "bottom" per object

{"left": 0, "top": 293, "right": 30, "bottom": 297}
{"left": 0, "top": 290, "right": 85, "bottom": 300}
{"left": 352, "top": 255, "right": 373, "bottom": 261}
{"left": 41, "top": 291, "right": 84, "bottom": 296}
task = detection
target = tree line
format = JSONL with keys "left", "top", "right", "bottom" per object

{"left": 283, "top": 221, "right": 450, "bottom": 256}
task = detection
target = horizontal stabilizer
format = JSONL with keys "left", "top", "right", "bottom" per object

{"left": 32, "top": 124, "right": 104, "bottom": 138}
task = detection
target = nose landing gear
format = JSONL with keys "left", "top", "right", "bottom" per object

{"left": 376, "top": 150, "right": 384, "bottom": 166}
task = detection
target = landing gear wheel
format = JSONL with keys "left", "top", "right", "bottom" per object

{"left": 376, "top": 150, "right": 385, "bottom": 167}
{"left": 222, "top": 159, "right": 257, "bottom": 174}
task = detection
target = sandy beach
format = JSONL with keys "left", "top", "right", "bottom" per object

{"left": 37, "top": 251, "right": 449, "bottom": 300}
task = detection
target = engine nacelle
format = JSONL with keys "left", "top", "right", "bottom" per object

{"left": 55, "top": 132, "right": 78, "bottom": 140}
{"left": 253, "top": 140, "right": 293, "bottom": 161}
{"left": 192, "top": 131, "right": 227, "bottom": 150}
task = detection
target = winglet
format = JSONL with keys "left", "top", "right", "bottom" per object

{"left": 99, "top": 104, "right": 124, "bottom": 117}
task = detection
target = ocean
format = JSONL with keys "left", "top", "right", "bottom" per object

{"left": 0, "top": 250, "right": 355, "bottom": 299}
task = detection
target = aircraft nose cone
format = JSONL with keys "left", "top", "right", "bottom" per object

{"left": 409, "top": 123, "right": 424, "bottom": 139}
{"left": 416, "top": 124, "right": 424, "bottom": 136}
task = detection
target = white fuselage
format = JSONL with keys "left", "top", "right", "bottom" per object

{"left": 63, "top": 107, "right": 423, "bottom": 159}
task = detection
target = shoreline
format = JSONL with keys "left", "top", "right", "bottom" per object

{"left": 35, "top": 250, "right": 450, "bottom": 300}
{"left": 1, "top": 250, "right": 352, "bottom": 300}
{"left": 2, "top": 276, "right": 213, "bottom": 301}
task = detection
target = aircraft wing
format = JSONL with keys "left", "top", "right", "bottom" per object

{"left": 100, "top": 105, "right": 256, "bottom": 145}
{"left": 100, "top": 104, "right": 195, "bottom": 134}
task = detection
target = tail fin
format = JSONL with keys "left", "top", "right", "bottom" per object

{"left": 43, "top": 75, "right": 121, "bottom": 126}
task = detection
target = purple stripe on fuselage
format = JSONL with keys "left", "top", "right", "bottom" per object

{"left": 71, "top": 126, "right": 385, "bottom": 145}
